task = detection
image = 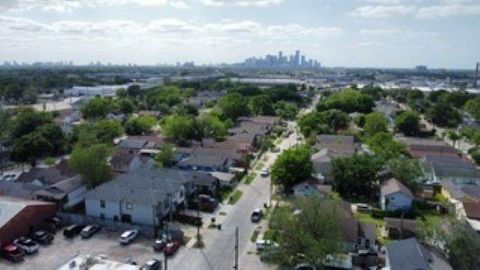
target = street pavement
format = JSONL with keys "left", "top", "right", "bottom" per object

{"left": 170, "top": 123, "right": 300, "bottom": 270}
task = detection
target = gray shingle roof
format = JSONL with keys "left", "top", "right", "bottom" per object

{"left": 381, "top": 178, "right": 414, "bottom": 198}
{"left": 386, "top": 238, "right": 452, "bottom": 270}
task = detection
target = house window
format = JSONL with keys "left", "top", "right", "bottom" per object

{"left": 390, "top": 197, "right": 395, "bottom": 201}
{"left": 126, "top": 202, "right": 133, "bottom": 210}
{"left": 100, "top": 213, "right": 105, "bottom": 220}
{"left": 100, "top": 200, "right": 106, "bottom": 208}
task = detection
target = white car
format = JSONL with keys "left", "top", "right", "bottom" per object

{"left": 260, "top": 168, "right": 270, "bottom": 177}
{"left": 255, "top": 239, "right": 278, "bottom": 251}
{"left": 13, "top": 237, "right": 39, "bottom": 254}
{"left": 120, "top": 230, "right": 139, "bottom": 245}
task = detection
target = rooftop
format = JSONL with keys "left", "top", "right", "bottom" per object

{"left": 381, "top": 178, "right": 414, "bottom": 198}
{"left": 386, "top": 238, "right": 452, "bottom": 270}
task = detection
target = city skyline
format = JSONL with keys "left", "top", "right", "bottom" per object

{"left": 0, "top": 0, "right": 479, "bottom": 68}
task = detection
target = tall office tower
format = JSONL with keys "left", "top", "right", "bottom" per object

{"left": 475, "top": 62, "right": 480, "bottom": 89}
{"left": 278, "top": 51, "right": 283, "bottom": 60}
{"left": 301, "top": 55, "right": 306, "bottom": 66}
{"left": 295, "top": 50, "right": 300, "bottom": 66}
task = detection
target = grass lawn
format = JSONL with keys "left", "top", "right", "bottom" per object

{"left": 228, "top": 190, "right": 243, "bottom": 205}
{"left": 250, "top": 229, "right": 260, "bottom": 242}
{"left": 244, "top": 173, "right": 256, "bottom": 184}
{"left": 255, "top": 162, "right": 265, "bottom": 171}
{"left": 354, "top": 212, "right": 385, "bottom": 226}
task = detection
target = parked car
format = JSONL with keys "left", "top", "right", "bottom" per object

{"left": 260, "top": 247, "right": 281, "bottom": 262}
{"left": 163, "top": 240, "right": 180, "bottom": 256}
{"left": 190, "top": 194, "right": 218, "bottom": 212}
{"left": 13, "top": 237, "right": 39, "bottom": 254}
{"left": 141, "top": 259, "right": 162, "bottom": 270}
{"left": 355, "top": 203, "right": 371, "bottom": 213}
{"left": 120, "top": 230, "right": 139, "bottom": 245}
{"left": 45, "top": 216, "right": 62, "bottom": 229}
{"left": 250, "top": 208, "right": 263, "bottom": 223}
{"left": 295, "top": 263, "right": 317, "bottom": 270}
{"left": 255, "top": 239, "right": 278, "bottom": 251}
{"left": 260, "top": 168, "right": 270, "bottom": 177}
{"left": 81, "top": 225, "right": 101, "bottom": 239}
{"left": 63, "top": 225, "right": 85, "bottom": 238}
{"left": 153, "top": 239, "right": 167, "bottom": 252}
{"left": 32, "top": 230, "right": 54, "bottom": 244}
{"left": 0, "top": 244, "right": 24, "bottom": 262}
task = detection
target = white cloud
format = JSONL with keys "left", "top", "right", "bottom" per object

{"left": 349, "top": 5, "right": 415, "bottom": 18}
{"left": 199, "top": 0, "right": 282, "bottom": 7}
{"left": 416, "top": 4, "right": 480, "bottom": 18}
{"left": 0, "top": 15, "right": 49, "bottom": 32}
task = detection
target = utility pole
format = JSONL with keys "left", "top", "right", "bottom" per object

{"left": 164, "top": 254, "right": 168, "bottom": 270}
{"left": 233, "top": 227, "right": 239, "bottom": 270}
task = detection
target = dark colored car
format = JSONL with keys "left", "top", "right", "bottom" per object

{"left": 45, "top": 216, "right": 62, "bottom": 230}
{"left": 141, "top": 259, "right": 162, "bottom": 270}
{"left": 80, "top": 225, "right": 101, "bottom": 239}
{"left": 163, "top": 241, "right": 180, "bottom": 256}
{"left": 153, "top": 239, "right": 167, "bottom": 252}
{"left": 0, "top": 244, "right": 24, "bottom": 262}
{"left": 13, "top": 237, "right": 39, "bottom": 254}
{"left": 190, "top": 195, "right": 218, "bottom": 212}
{"left": 63, "top": 225, "right": 85, "bottom": 238}
{"left": 32, "top": 230, "right": 54, "bottom": 244}
{"left": 250, "top": 208, "right": 263, "bottom": 223}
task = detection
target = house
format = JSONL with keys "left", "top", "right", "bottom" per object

{"left": 375, "top": 99, "right": 399, "bottom": 127}
{"left": 384, "top": 238, "right": 452, "bottom": 270}
{"left": 424, "top": 155, "right": 480, "bottom": 186}
{"left": 85, "top": 168, "right": 224, "bottom": 226}
{"left": 380, "top": 178, "right": 414, "bottom": 211}
{"left": 117, "top": 137, "right": 148, "bottom": 152}
{"left": 34, "top": 175, "right": 86, "bottom": 210}
{"left": 293, "top": 180, "right": 332, "bottom": 197}
{"left": 177, "top": 154, "right": 233, "bottom": 173}
{"left": 58, "top": 254, "right": 137, "bottom": 270}
{"left": 311, "top": 149, "right": 335, "bottom": 182}
{"left": 339, "top": 202, "right": 378, "bottom": 253}
{"left": 10, "top": 160, "right": 86, "bottom": 209}
{"left": 382, "top": 218, "right": 418, "bottom": 239}
{"left": 462, "top": 201, "right": 480, "bottom": 232}
{"left": 85, "top": 168, "right": 192, "bottom": 225}
{"left": 0, "top": 196, "right": 56, "bottom": 246}
{"left": 314, "top": 135, "right": 358, "bottom": 157}
{"left": 396, "top": 137, "right": 457, "bottom": 159}
{"left": 110, "top": 150, "right": 136, "bottom": 173}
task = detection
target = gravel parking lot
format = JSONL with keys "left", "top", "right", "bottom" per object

{"left": 0, "top": 228, "right": 167, "bottom": 270}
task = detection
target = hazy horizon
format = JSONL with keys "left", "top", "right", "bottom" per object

{"left": 0, "top": 0, "right": 479, "bottom": 69}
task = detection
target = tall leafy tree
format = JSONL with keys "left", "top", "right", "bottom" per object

{"left": 395, "top": 111, "right": 420, "bottom": 136}
{"left": 124, "top": 116, "right": 156, "bottom": 135}
{"left": 217, "top": 93, "right": 250, "bottom": 120}
{"left": 69, "top": 144, "right": 113, "bottom": 188}
{"left": 271, "top": 145, "right": 312, "bottom": 191}
{"left": 331, "top": 154, "right": 382, "bottom": 201}
{"left": 363, "top": 112, "right": 389, "bottom": 137}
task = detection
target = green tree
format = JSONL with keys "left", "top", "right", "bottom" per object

{"left": 274, "top": 101, "right": 298, "bottom": 120}
{"left": 465, "top": 97, "right": 480, "bottom": 121}
{"left": 217, "top": 93, "right": 250, "bottom": 120}
{"left": 395, "top": 111, "right": 420, "bottom": 136}
{"left": 81, "top": 97, "right": 115, "bottom": 119}
{"left": 116, "top": 98, "right": 136, "bottom": 115}
{"left": 427, "top": 102, "right": 462, "bottom": 128}
{"left": 11, "top": 132, "right": 54, "bottom": 166}
{"left": 447, "top": 130, "right": 461, "bottom": 148}
{"left": 363, "top": 112, "right": 389, "bottom": 137}
{"left": 95, "top": 120, "right": 124, "bottom": 144}
{"left": 162, "top": 114, "right": 199, "bottom": 144}
{"left": 319, "top": 109, "right": 350, "bottom": 133}
{"left": 155, "top": 143, "right": 176, "bottom": 167}
{"left": 9, "top": 108, "right": 52, "bottom": 139}
{"left": 271, "top": 145, "right": 312, "bottom": 191}
{"left": 274, "top": 197, "right": 342, "bottom": 268}
{"left": 318, "top": 88, "right": 375, "bottom": 113}
{"left": 36, "top": 123, "right": 65, "bottom": 154}
{"left": 250, "top": 94, "right": 275, "bottom": 115}
{"left": 199, "top": 113, "right": 228, "bottom": 141}
{"left": 386, "top": 158, "right": 424, "bottom": 192}
{"left": 446, "top": 222, "right": 480, "bottom": 270}
{"left": 124, "top": 116, "right": 156, "bottom": 136}
{"left": 127, "top": 85, "right": 142, "bottom": 98}
{"left": 331, "top": 154, "right": 382, "bottom": 201}
{"left": 366, "top": 132, "right": 407, "bottom": 161}
{"left": 69, "top": 144, "right": 113, "bottom": 188}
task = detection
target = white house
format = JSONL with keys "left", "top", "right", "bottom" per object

{"left": 380, "top": 178, "right": 414, "bottom": 211}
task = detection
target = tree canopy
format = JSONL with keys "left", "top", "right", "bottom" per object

{"left": 317, "top": 88, "right": 375, "bottom": 114}
{"left": 331, "top": 154, "right": 382, "bottom": 201}
{"left": 69, "top": 144, "right": 113, "bottom": 188}
{"left": 271, "top": 145, "right": 312, "bottom": 191}
{"left": 124, "top": 116, "right": 156, "bottom": 136}
{"left": 426, "top": 102, "right": 462, "bottom": 128}
{"left": 395, "top": 111, "right": 420, "bottom": 136}
{"left": 217, "top": 92, "right": 250, "bottom": 120}
{"left": 363, "top": 112, "right": 389, "bottom": 137}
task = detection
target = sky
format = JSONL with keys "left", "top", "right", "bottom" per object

{"left": 0, "top": 0, "right": 479, "bottom": 68}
